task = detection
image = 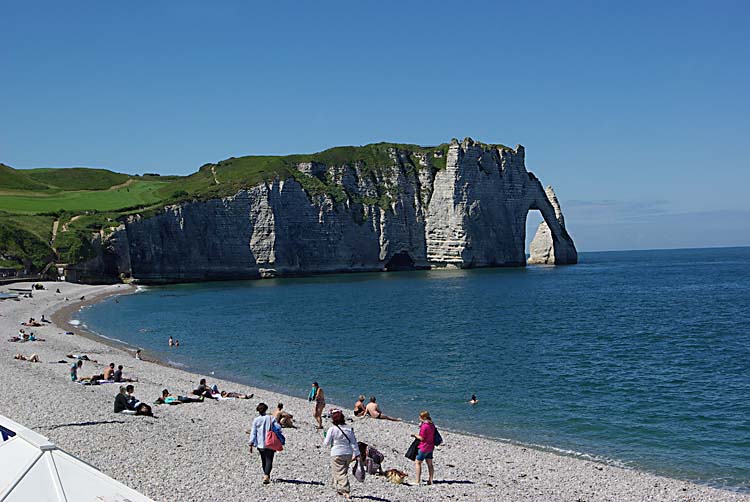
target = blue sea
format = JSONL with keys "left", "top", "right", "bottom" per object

{"left": 78, "top": 247, "right": 750, "bottom": 491}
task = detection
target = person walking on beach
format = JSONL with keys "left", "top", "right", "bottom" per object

{"left": 323, "top": 410, "right": 359, "bottom": 500}
{"left": 411, "top": 411, "right": 436, "bottom": 485}
{"left": 249, "top": 402, "right": 282, "bottom": 485}
{"left": 309, "top": 382, "right": 325, "bottom": 429}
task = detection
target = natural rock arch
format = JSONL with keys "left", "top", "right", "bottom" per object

{"left": 527, "top": 186, "right": 577, "bottom": 265}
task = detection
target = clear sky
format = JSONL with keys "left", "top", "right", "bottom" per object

{"left": 2, "top": 1, "right": 749, "bottom": 251}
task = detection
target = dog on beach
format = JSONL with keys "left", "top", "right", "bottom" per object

{"left": 384, "top": 469, "right": 408, "bottom": 484}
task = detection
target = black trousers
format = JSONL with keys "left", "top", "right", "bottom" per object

{"left": 258, "top": 448, "right": 275, "bottom": 476}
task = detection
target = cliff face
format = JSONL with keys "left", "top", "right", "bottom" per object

{"left": 74, "top": 139, "right": 577, "bottom": 283}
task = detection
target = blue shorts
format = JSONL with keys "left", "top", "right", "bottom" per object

{"left": 416, "top": 448, "right": 433, "bottom": 461}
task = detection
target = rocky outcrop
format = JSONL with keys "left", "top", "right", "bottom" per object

{"left": 528, "top": 186, "right": 577, "bottom": 265}
{"left": 70, "top": 139, "right": 577, "bottom": 284}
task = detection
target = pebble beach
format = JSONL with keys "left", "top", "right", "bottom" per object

{"left": 1, "top": 281, "right": 747, "bottom": 502}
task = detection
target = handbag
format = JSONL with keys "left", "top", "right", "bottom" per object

{"left": 265, "top": 429, "right": 283, "bottom": 451}
{"left": 351, "top": 459, "right": 366, "bottom": 483}
{"left": 264, "top": 417, "right": 283, "bottom": 451}
{"left": 433, "top": 426, "right": 443, "bottom": 447}
{"left": 404, "top": 438, "right": 419, "bottom": 461}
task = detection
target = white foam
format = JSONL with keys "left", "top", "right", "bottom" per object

{"left": 68, "top": 319, "right": 81, "bottom": 326}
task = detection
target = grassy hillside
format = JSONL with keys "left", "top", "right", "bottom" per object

{"left": 0, "top": 140, "right": 508, "bottom": 273}
{"left": 23, "top": 167, "right": 130, "bottom": 191}
{"left": 0, "top": 164, "right": 51, "bottom": 191}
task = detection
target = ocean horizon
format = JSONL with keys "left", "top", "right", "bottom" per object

{"left": 78, "top": 246, "right": 750, "bottom": 492}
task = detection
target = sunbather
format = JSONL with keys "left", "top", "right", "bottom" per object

{"left": 66, "top": 354, "right": 98, "bottom": 363}
{"left": 220, "top": 391, "right": 253, "bottom": 399}
{"left": 156, "top": 389, "right": 203, "bottom": 405}
{"left": 272, "top": 402, "right": 296, "bottom": 428}
{"left": 14, "top": 353, "right": 40, "bottom": 362}
{"left": 103, "top": 363, "right": 115, "bottom": 380}
{"left": 364, "top": 396, "right": 401, "bottom": 421}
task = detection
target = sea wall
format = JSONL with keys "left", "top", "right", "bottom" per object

{"left": 73, "top": 139, "right": 577, "bottom": 283}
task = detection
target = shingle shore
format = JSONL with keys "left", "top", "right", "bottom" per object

{"left": 0, "top": 282, "right": 746, "bottom": 502}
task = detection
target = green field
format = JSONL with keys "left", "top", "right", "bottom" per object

{"left": 0, "top": 179, "right": 172, "bottom": 214}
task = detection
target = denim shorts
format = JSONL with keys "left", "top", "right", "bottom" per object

{"left": 416, "top": 448, "right": 433, "bottom": 461}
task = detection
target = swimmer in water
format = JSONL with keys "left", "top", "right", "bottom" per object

{"left": 469, "top": 394, "right": 478, "bottom": 405}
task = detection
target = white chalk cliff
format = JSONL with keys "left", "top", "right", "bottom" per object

{"left": 75, "top": 138, "right": 577, "bottom": 283}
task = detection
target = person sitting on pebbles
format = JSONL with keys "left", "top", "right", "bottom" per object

{"left": 193, "top": 378, "right": 218, "bottom": 399}
{"left": 365, "top": 396, "right": 401, "bottom": 421}
{"left": 353, "top": 395, "right": 367, "bottom": 417}
{"left": 272, "top": 403, "right": 296, "bottom": 428}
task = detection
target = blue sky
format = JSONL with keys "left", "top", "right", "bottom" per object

{"left": 2, "top": 1, "right": 749, "bottom": 251}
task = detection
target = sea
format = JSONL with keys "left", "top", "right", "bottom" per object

{"left": 78, "top": 247, "right": 750, "bottom": 491}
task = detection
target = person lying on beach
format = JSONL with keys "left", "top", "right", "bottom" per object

{"left": 41, "top": 315, "right": 50, "bottom": 323}
{"left": 193, "top": 378, "right": 218, "bottom": 399}
{"left": 272, "top": 403, "right": 296, "bottom": 428}
{"left": 220, "top": 391, "right": 254, "bottom": 399}
{"left": 364, "top": 396, "right": 401, "bottom": 421}
{"left": 353, "top": 395, "right": 366, "bottom": 417}
{"left": 22, "top": 318, "right": 42, "bottom": 327}
{"left": 67, "top": 354, "right": 98, "bottom": 363}
{"left": 14, "top": 353, "right": 40, "bottom": 362}
{"left": 103, "top": 363, "right": 115, "bottom": 380}
{"left": 76, "top": 373, "right": 106, "bottom": 384}
{"left": 155, "top": 389, "right": 203, "bottom": 405}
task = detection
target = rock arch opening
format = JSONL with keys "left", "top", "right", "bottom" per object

{"left": 525, "top": 209, "right": 545, "bottom": 262}
{"left": 385, "top": 251, "right": 416, "bottom": 271}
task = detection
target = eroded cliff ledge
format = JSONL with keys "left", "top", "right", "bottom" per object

{"left": 72, "top": 138, "right": 577, "bottom": 283}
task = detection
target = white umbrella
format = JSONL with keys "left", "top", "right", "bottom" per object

{"left": 0, "top": 414, "right": 153, "bottom": 502}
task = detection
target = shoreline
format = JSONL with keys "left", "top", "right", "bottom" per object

{"left": 50, "top": 285, "right": 177, "bottom": 370}
{"left": 1, "top": 281, "right": 748, "bottom": 501}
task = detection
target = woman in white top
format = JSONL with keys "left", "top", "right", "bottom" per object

{"left": 322, "top": 409, "right": 359, "bottom": 500}
{"left": 249, "top": 402, "right": 281, "bottom": 484}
